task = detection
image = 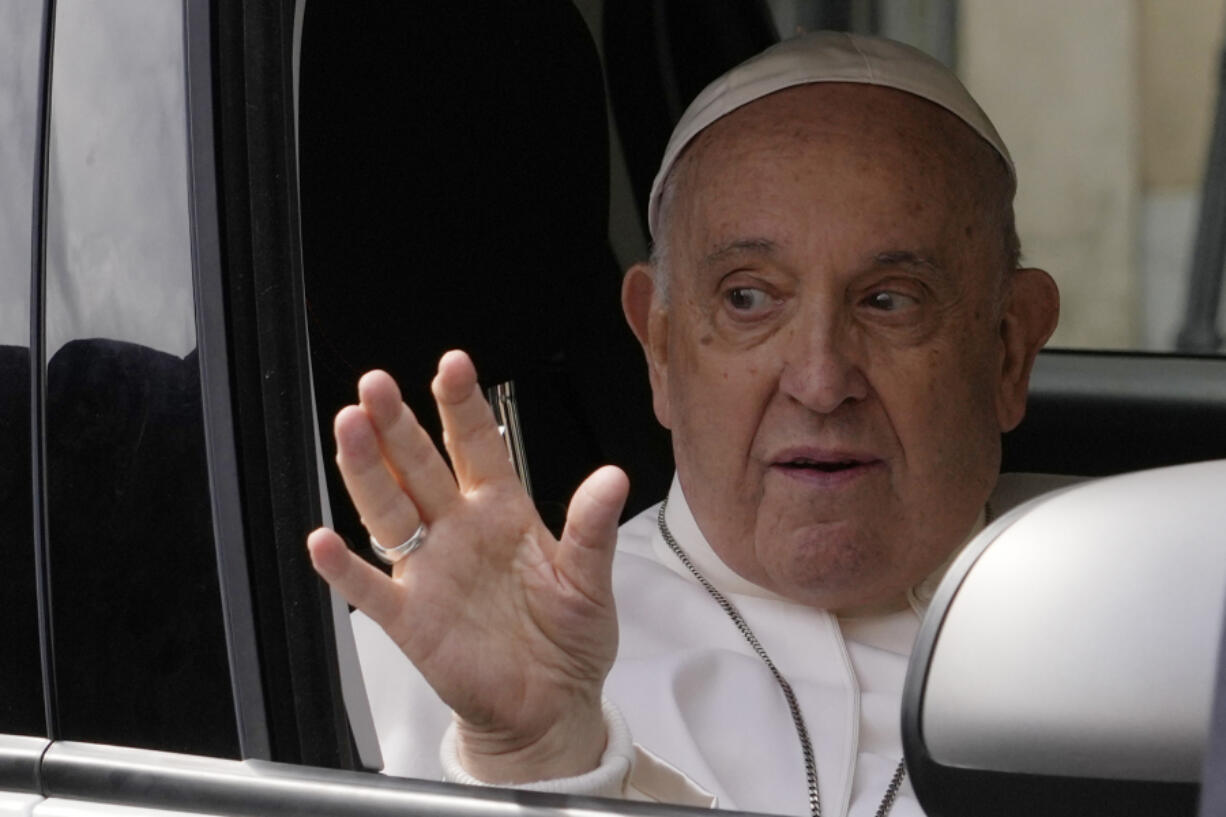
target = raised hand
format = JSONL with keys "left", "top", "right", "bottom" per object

{"left": 307, "top": 351, "right": 629, "bottom": 782}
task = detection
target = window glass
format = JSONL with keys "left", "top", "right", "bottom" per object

{"left": 43, "top": 0, "right": 238, "bottom": 757}
{"left": 0, "top": 0, "right": 46, "bottom": 738}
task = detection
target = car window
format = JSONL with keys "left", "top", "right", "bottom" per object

{"left": 40, "top": 0, "right": 238, "bottom": 758}
{"left": 0, "top": 0, "right": 46, "bottom": 739}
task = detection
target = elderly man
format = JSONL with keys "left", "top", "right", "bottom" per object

{"left": 308, "top": 32, "right": 1059, "bottom": 817}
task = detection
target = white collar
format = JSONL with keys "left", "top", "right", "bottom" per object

{"left": 649, "top": 473, "right": 986, "bottom": 615}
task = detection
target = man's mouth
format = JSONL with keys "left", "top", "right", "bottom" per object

{"left": 769, "top": 450, "right": 882, "bottom": 483}
{"left": 778, "top": 457, "right": 864, "bottom": 473}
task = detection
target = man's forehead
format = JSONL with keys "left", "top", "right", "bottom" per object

{"left": 684, "top": 82, "right": 987, "bottom": 169}
{"left": 664, "top": 96, "right": 1005, "bottom": 288}
{"left": 674, "top": 86, "right": 994, "bottom": 218}
{"left": 688, "top": 227, "right": 961, "bottom": 280}
{"left": 647, "top": 31, "right": 1012, "bottom": 240}
{"left": 698, "top": 238, "right": 946, "bottom": 274}
{"left": 656, "top": 81, "right": 1013, "bottom": 284}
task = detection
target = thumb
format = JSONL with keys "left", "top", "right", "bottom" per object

{"left": 557, "top": 466, "right": 629, "bottom": 594}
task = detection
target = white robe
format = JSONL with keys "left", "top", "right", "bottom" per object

{"left": 352, "top": 472, "right": 1074, "bottom": 816}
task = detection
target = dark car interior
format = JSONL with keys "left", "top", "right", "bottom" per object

{"left": 298, "top": 0, "right": 1226, "bottom": 548}
{"left": 42, "top": 340, "right": 237, "bottom": 757}
{"left": 299, "top": 1, "right": 671, "bottom": 543}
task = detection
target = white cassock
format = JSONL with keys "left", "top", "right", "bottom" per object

{"left": 352, "top": 473, "right": 1072, "bottom": 817}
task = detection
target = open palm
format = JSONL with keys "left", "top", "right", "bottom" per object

{"left": 308, "top": 351, "right": 628, "bottom": 781}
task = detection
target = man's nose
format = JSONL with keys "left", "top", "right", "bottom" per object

{"left": 778, "top": 321, "right": 870, "bottom": 414}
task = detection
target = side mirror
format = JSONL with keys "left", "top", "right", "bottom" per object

{"left": 902, "top": 460, "right": 1226, "bottom": 817}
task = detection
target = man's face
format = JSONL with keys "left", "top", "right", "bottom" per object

{"left": 633, "top": 84, "right": 1051, "bottom": 612}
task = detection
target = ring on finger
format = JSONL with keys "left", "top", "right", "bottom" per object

{"left": 370, "top": 522, "right": 428, "bottom": 564}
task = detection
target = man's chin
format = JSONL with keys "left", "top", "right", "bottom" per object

{"left": 762, "top": 515, "right": 976, "bottom": 613}
{"left": 759, "top": 528, "right": 880, "bottom": 605}
{"left": 771, "top": 569, "right": 913, "bottom": 615}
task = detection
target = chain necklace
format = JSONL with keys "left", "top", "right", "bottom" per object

{"left": 657, "top": 500, "right": 907, "bottom": 817}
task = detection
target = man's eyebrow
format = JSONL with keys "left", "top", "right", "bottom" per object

{"left": 873, "top": 250, "right": 940, "bottom": 268}
{"left": 871, "top": 250, "right": 952, "bottom": 281}
{"left": 700, "top": 238, "right": 778, "bottom": 268}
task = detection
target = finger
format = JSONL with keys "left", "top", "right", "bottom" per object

{"left": 557, "top": 466, "right": 629, "bottom": 600}
{"left": 334, "top": 404, "right": 425, "bottom": 552}
{"left": 357, "top": 370, "right": 459, "bottom": 517}
{"left": 307, "top": 527, "right": 405, "bottom": 632}
{"left": 431, "top": 350, "right": 517, "bottom": 491}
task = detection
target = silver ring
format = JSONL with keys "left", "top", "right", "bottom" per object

{"left": 370, "top": 522, "right": 428, "bottom": 564}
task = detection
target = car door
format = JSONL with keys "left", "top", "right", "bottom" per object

{"left": 1, "top": 3, "right": 730, "bottom": 816}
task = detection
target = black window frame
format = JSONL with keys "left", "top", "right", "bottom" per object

{"left": 5, "top": 0, "right": 365, "bottom": 781}
{"left": 28, "top": 0, "right": 55, "bottom": 746}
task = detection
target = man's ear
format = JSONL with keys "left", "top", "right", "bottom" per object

{"left": 622, "top": 263, "right": 672, "bottom": 428}
{"left": 996, "top": 267, "right": 1060, "bottom": 432}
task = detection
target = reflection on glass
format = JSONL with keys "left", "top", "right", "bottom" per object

{"left": 0, "top": 0, "right": 46, "bottom": 738}
{"left": 44, "top": 0, "right": 238, "bottom": 757}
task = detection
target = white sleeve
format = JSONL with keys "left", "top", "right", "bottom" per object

{"left": 439, "top": 698, "right": 717, "bottom": 807}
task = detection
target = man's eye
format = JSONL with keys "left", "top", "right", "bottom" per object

{"left": 864, "top": 290, "right": 919, "bottom": 311}
{"left": 725, "top": 287, "right": 772, "bottom": 313}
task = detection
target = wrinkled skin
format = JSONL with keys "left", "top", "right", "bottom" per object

{"left": 308, "top": 354, "right": 626, "bottom": 782}
{"left": 309, "top": 83, "right": 1059, "bottom": 783}
{"left": 623, "top": 84, "right": 1058, "bottom": 613}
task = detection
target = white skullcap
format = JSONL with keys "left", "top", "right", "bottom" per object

{"left": 647, "top": 31, "right": 1013, "bottom": 239}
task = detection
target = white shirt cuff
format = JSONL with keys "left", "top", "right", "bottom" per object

{"left": 439, "top": 697, "right": 633, "bottom": 798}
{"left": 440, "top": 698, "right": 717, "bottom": 807}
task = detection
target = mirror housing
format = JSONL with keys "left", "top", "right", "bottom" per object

{"left": 903, "top": 460, "right": 1226, "bottom": 817}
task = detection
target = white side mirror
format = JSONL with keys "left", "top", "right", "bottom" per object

{"left": 903, "top": 460, "right": 1226, "bottom": 817}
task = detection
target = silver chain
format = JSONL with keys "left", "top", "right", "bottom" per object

{"left": 657, "top": 500, "right": 907, "bottom": 817}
